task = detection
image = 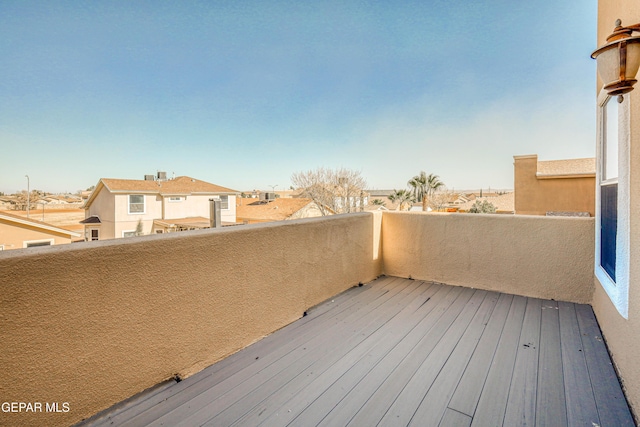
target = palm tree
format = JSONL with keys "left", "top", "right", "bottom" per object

{"left": 408, "top": 172, "right": 428, "bottom": 211}
{"left": 426, "top": 173, "right": 444, "bottom": 209}
{"left": 388, "top": 189, "right": 414, "bottom": 211}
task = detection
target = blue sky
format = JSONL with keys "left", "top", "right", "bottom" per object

{"left": 1, "top": 0, "right": 597, "bottom": 194}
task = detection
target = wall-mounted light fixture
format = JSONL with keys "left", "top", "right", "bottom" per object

{"left": 592, "top": 19, "right": 640, "bottom": 97}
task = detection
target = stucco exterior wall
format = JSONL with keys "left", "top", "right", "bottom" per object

{"left": 514, "top": 155, "right": 596, "bottom": 216}
{"left": 0, "top": 213, "right": 382, "bottom": 427}
{"left": 382, "top": 212, "right": 595, "bottom": 304}
{"left": 113, "top": 194, "right": 162, "bottom": 238}
{"left": 162, "top": 194, "right": 236, "bottom": 224}
{"left": 85, "top": 188, "right": 116, "bottom": 240}
{"left": 0, "top": 221, "right": 72, "bottom": 250}
{"left": 591, "top": 0, "right": 640, "bottom": 419}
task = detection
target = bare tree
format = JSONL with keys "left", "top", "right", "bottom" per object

{"left": 428, "top": 188, "right": 455, "bottom": 212}
{"left": 291, "top": 167, "right": 367, "bottom": 215}
{"left": 13, "top": 190, "right": 42, "bottom": 211}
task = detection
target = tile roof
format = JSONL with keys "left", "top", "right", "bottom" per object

{"left": 236, "top": 198, "right": 317, "bottom": 221}
{"left": 537, "top": 158, "right": 596, "bottom": 177}
{"left": 100, "top": 176, "right": 239, "bottom": 195}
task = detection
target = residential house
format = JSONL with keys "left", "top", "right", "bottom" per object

{"left": 514, "top": 154, "right": 596, "bottom": 216}
{"left": 0, "top": 211, "right": 81, "bottom": 250}
{"left": 235, "top": 197, "right": 326, "bottom": 224}
{"left": 82, "top": 175, "right": 239, "bottom": 240}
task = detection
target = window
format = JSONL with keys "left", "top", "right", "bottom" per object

{"left": 23, "top": 239, "right": 53, "bottom": 248}
{"left": 91, "top": 229, "right": 99, "bottom": 241}
{"left": 214, "top": 195, "right": 229, "bottom": 209}
{"left": 122, "top": 231, "right": 136, "bottom": 238}
{"left": 596, "top": 92, "right": 630, "bottom": 318}
{"left": 600, "top": 97, "right": 618, "bottom": 281}
{"left": 168, "top": 197, "right": 183, "bottom": 202}
{"left": 128, "top": 195, "right": 145, "bottom": 214}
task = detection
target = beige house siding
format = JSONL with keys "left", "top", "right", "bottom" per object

{"left": 514, "top": 154, "right": 596, "bottom": 216}
{"left": 288, "top": 202, "right": 324, "bottom": 220}
{"left": 84, "top": 178, "right": 238, "bottom": 240}
{"left": 0, "top": 215, "right": 79, "bottom": 250}
{"left": 591, "top": 0, "right": 640, "bottom": 418}
{"left": 163, "top": 194, "right": 237, "bottom": 224}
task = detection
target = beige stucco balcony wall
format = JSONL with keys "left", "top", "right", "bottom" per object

{"left": 0, "top": 213, "right": 382, "bottom": 427}
{"left": 381, "top": 212, "right": 595, "bottom": 304}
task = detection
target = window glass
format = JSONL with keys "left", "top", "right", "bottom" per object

{"left": 129, "top": 195, "right": 145, "bottom": 213}
{"left": 214, "top": 195, "right": 229, "bottom": 209}
{"left": 604, "top": 97, "right": 618, "bottom": 181}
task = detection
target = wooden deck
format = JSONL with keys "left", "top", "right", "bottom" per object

{"left": 81, "top": 277, "right": 634, "bottom": 427}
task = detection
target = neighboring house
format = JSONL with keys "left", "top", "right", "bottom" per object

{"left": 0, "top": 197, "right": 13, "bottom": 210}
{"left": 82, "top": 175, "right": 240, "bottom": 240}
{"left": 235, "top": 197, "right": 326, "bottom": 224}
{"left": 0, "top": 211, "right": 81, "bottom": 250}
{"left": 513, "top": 154, "right": 596, "bottom": 216}
{"left": 456, "top": 192, "right": 515, "bottom": 214}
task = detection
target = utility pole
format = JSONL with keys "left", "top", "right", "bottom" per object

{"left": 25, "top": 175, "right": 30, "bottom": 218}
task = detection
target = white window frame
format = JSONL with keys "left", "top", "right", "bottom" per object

{"left": 214, "top": 195, "right": 229, "bottom": 210}
{"left": 128, "top": 194, "right": 146, "bottom": 214}
{"left": 122, "top": 230, "right": 137, "bottom": 238}
{"left": 23, "top": 238, "right": 54, "bottom": 248}
{"left": 168, "top": 196, "right": 183, "bottom": 202}
{"left": 595, "top": 90, "right": 630, "bottom": 319}
{"left": 90, "top": 228, "right": 99, "bottom": 241}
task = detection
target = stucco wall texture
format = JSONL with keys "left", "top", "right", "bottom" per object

{"left": 382, "top": 212, "right": 595, "bottom": 304}
{"left": 0, "top": 213, "right": 382, "bottom": 426}
{"left": 592, "top": 1, "right": 640, "bottom": 419}
{"left": 513, "top": 155, "right": 596, "bottom": 216}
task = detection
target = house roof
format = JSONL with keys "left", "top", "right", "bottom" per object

{"left": 236, "top": 198, "right": 317, "bottom": 221}
{"left": 80, "top": 216, "right": 101, "bottom": 224}
{"left": 537, "top": 158, "right": 596, "bottom": 178}
{"left": 0, "top": 211, "right": 81, "bottom": 238}
{"left": 101, "top": 176, "right": 239, "bottom": 194}
{"left": 457, "top": 192, "right": 515, "bottom": 213}
{"left": 85, "top": 176, "right": 240, "bottom": 208}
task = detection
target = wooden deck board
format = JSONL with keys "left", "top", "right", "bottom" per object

{"left": 535, "top": 300, "right": 568, "bottom": 426}
{"left": 503, "top": 297, "right": 542, "bottom": 426}
{"left": 146, "top": 278, "right": 419, "bottom": 426}
{"left": 80, "top": 278, "right": 634, "bottom": 427}
{"left": 469, "top": 295, "right": 527, "bottom": 427}
{"left": 575, "top": 304, "right": 636, "bottom": 427}
{"left": 447, "top": 292, "right": 511, "bottom": 417}
{"left": 558, "top": 301, "right": 600, "bottom": 426}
